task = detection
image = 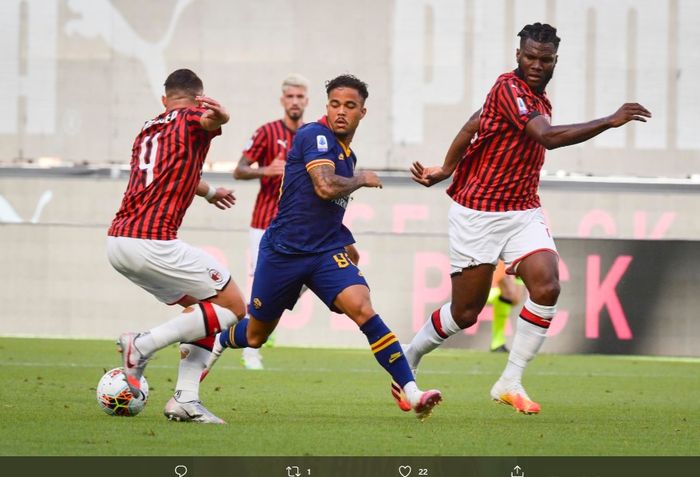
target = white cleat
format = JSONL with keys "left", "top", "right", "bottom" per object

{"left": 241, "top": 348, "right": 264, "bottom": 370}
{"left": 490, "top": 378, "right": 541, "bottom": 415}
{"left": 163, "top": 397, "right": 225, "bottom": 424}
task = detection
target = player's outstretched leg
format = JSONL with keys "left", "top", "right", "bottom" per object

{"left": 117, "top": 332, "right": 151, "bottom": 397}
{"left": 361, "top": 315, "right": 442, "bottom": 420}
{"left": 121, "top": 302, "right": 238, "bottom": 388}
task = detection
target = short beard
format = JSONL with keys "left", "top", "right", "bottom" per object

{"left": 287, "top": 110, "right": 302, "bottom": 121}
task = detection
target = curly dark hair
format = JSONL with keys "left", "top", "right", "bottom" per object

{"left": 518, "top": 23, "right": 561, "bottom": 49}
{"left": 325, "top": 74, "right": 369, "bottom": 101}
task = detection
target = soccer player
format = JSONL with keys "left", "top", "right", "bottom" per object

{"left": 488, "top": 262, "right": 525, "bottom": 353}
{"left": 407, "top": 23, "right": 651, "bottom": 414}
{"left": 232, "top": 74, "right": 310, "bottom": 370}
{"left": 208, "top": 74, "right": 442, "bottom": 420}
{"left": 107, "top": 69, "right": 247, "bottom": 424}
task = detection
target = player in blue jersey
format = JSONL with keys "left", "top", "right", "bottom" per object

{"left": 204, "top": 74, "right": 442, "bottom": 420}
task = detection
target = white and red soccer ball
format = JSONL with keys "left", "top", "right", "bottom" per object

{"left": 96, "top": 367, "right": 149, "bottom": 416}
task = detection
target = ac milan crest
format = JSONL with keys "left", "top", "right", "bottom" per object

{"left": 208, "top": 269, "right": 223, "bottom": 283}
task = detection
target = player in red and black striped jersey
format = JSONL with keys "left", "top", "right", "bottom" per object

{"left": 407, "top": 23, "right": 651, "bottom": 414}
{"left": 107, "top": 69, "right": 247, "bottom": 424}
{"left": 232, "top": 74, "right": 310, "bottom": 370}
{"left": 109, "top": 98, "right": 225, "bottom": 240}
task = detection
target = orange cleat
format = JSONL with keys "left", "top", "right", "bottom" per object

{"left": 490, "top": 379, "right": 541, "bottom": 415}
{"left": 391, "top": 380, "right": 412, "bottom": 412}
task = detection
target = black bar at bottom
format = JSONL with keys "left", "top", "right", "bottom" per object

{"left": 1, "top": 456, "right": 696, "bottom": 477}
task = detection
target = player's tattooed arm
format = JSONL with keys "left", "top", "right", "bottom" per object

{"left": 308, "top": 164, "right": 382, "bottom": 201}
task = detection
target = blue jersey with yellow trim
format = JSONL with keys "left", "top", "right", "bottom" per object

{"left": 265, "top": 117, "right": 356, "bottom": 254}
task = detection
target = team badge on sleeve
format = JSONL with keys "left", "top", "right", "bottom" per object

{"left": 517, "top": 97, "right": 528, "bottom": 115}
{"left": 316, "top": 135, "right": 329, "bottom": 152}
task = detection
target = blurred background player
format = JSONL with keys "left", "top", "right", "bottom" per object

{"left": 208, "top": 74, "right": 442, "bottom": 419}
{"left": 233, "top": 74, "right": 310, "bottom": 370}
{"left": 408, "top": 23, "right": 651, "bottom": 414}
{"left": 488, "top": 262, "right": 525, "bottom": 353}
{"left": 107, "top": 69, "right": 247, "bottom": 424}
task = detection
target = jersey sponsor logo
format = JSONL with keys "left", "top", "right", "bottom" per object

{"left": 208, "top": 268, "right": 223, "bottom": 284}
{"left": 252, "top": 297, "right": 262, "bottom": 309}
{"left": 388, "top": 351, "right": 402, "bottom": 364}
{"left": 316, "top": 135, "right": 329, "bottom": 152}
{"left": 516, "top": 97, "right": 528, "bottom": 115}
{"left": 332, "top": 195, "right": 350, "bottom": 209}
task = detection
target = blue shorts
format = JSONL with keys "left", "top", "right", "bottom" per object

{"left": 249, "top": 235, "right": 368, "bottom": 322}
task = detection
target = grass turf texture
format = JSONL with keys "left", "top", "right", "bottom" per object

{"left": 0, "top": 337, "right": 697, "bottom": 456}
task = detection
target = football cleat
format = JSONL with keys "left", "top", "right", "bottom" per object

{"left": 413, "top": 389, "right": 442, "bottom": 421}
{"left": 163, "top": 397, "right": 225, "bottom": 424}
{"left": 116, "top": 332, "right": 150, "bottom": 397}
{"left": 241, "top": 348, "right": 264, "bottom": 370}
{"left": 200, "top": 334, "right": 225, "bottom": 382}
{"left": 391, "top": 380, "right": 412, "bottom": 412}
{"left": 490, "top": 378, "right": 541, "bottom": 414}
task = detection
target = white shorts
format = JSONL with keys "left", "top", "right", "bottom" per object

{"left": 249, "top": 227, "right": 266, "bottom": 276}
{"left": 106, "top": 236, "right": 231, "bottom": 305}
{"left": 448, "top": 202, "right": 557, "bottom": 275}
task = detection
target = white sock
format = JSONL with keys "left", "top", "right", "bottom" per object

{"left": 403, "top": 381, "right": 421, "bottom": 406}
{"left": 174, "top": 343, "right": 210, "bottom": 402}
{"left": 408, "top": 303, "right": 461, "bottom": 366}
{"left": 502, "top": 298, "right": 555, "bottom": 382}
{"left": 135, "top": 303, "right": 236, "bottom": 356}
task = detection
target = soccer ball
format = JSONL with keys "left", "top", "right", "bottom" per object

{"left": 96, "top": 367, "right": 149, "bottom": 416}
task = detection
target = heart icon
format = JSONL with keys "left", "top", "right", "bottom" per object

{"left": 398, "top": 465, "right": 412, "bottom": 477}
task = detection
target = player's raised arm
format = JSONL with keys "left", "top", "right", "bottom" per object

{"left": 234, "top": 152, "right": 285, "bottom": 180}
{"left": 307, "top": 163, "right": 382, "bottom": 201}
{"left": 196, "top": 179, "right": 236, "bottom": 210}
{"left": 197, "top": 95, "right": 230, "bottom": 131}
{"left": 411, "top": 108, "right": 481, "bottom": 187}
{"left": 525, "top": 102, "right": 651, "bottom": 150}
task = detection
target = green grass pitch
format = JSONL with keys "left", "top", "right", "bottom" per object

{"left": 0, "top": 337, "right": 697, "bottom": 456}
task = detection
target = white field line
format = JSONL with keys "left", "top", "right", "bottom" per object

{"left": 1, "top": 360, "right": 697, "bottom": 379}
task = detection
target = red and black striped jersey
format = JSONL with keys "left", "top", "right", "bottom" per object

{"left": 447, "top": 70, "right": 552, "bottom": 212}
{"left": 242, "top": 119, "right": 296, "bottom": 229}
{"left": 108, "top": 107, "right": 221, "bottom": 240}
